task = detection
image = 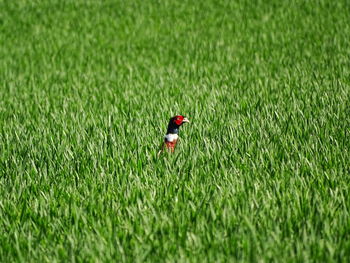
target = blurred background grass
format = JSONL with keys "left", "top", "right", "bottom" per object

{"left": 0, "top": 0, "right": 349, "bottom": 262}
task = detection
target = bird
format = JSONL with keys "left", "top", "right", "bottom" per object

{"left": 158, "top": 115, "right": 190, "bottom": 156}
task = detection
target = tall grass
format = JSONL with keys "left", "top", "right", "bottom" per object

{"left": 0, "top": 0, "right": 349, "bottom": 262}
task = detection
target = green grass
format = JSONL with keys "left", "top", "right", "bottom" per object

{"left": 0, "top": 0, "right": 349, "bottom": 262}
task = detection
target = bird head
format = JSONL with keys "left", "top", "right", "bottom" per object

{"left": 167, "top": 115, "right": 189, "bottom": 134}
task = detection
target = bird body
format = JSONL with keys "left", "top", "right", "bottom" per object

{"left": 164, "top": 133, "right": 179, "bottom": 153}
{"left": 158, "top": 115, "right": 189, "bottom": 155}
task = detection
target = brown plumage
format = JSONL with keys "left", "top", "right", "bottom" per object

{"left": 165, "top": 139, "right": 178, "bottom": 152}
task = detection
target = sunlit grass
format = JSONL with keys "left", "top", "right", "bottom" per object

{"left": 0, "top": 0, "right": 349, "bottom": 262}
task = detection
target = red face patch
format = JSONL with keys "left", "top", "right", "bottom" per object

{"left": 173, "top": 115, "right": 184, "bottom": 125}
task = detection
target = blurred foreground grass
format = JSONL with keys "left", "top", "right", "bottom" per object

{"left": 0, "top": 0, "right": 349, "bottom": 262}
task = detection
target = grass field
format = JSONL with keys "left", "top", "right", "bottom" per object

{"left": 0, "top": 0, "right": 349, "bottom": 262}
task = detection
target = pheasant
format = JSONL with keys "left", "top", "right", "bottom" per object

{"left": 158, "top": 115, "right": 190, "bottom": 156}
